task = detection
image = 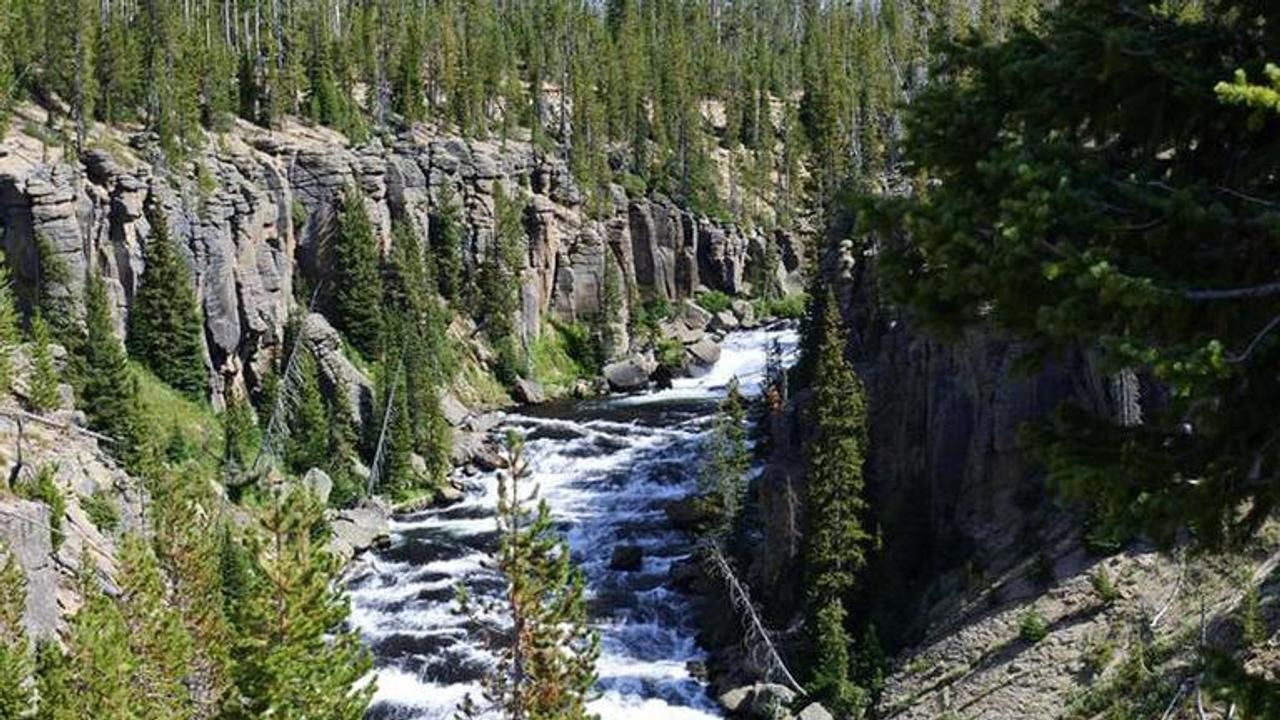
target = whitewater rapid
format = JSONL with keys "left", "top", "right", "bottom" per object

{"left": 347, "top": 326, "right": 799, "bottom": 720}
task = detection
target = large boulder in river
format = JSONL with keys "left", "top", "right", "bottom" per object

{"left": 610, "top": 545, "right": 644, "bottom": 572}
{"left": 664, "top": 495, "right": 716, "bottom": 532}
{"left": 685, "top": 337, "right": 721, "bottom": 371}
{"left": 604, "top": 355, "right": 656, "bottom": 392}
{"left": 329, "top": 501, "right": 391, "bottom": 562}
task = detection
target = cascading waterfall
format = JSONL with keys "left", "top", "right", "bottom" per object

{"left": 347, "top": 326, "right": 799, "bottom": 720}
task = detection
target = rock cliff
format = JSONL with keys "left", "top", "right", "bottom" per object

{"left": 0, "top": 107, "right": 798, "bottom": 409}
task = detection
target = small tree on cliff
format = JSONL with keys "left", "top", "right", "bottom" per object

{"left": 27, "top": 313, "right": 61, "bottom": 413}
{"left": 457, "top": 433, "right": 600, "bottom": 720}
{"left": 51, "top": 565, "right": 137, "bottom": 718}
{"left": 809, "top": 598, "right": 862, "bottom": 716}
{"left": 431, "top": 185, "right": 466, "bottom": 302}
{"left": 477, "top": 183, "right": 527, "bottom": 385}
{"left": 286, "top": 349, "right": 330, "bottom": 476}
{"left": 331, "top": 186, "right": 384, "bottom": 360}
{"left": 0, "top": 544, "right": 33, "bottom": 719}
{"left": 802, "top": 290, "right": 870, "bottom": 712}
{"left": 128, "top": 206, "right": 208, "bottom": 401}
{"left": 81, "top": 272, "right": 146, "bottom": 471}
{"left": 0, "top": 252, "right": 20, "bottom": 397}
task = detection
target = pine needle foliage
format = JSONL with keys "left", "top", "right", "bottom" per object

{"left": 331, "top": 186, "right": 385, "bottom": 360}
{"left": 128, "top": 207, "right": 208, "bottom": 401}
{"left": 227, "top": 487, "right": 373, "bottom": 720}
{"left": 803, "top": 291, "right": 871, "bottom": 608}
{"left": 868, "top": 0, "right": 1280, "bottom": 549}
{"left": 0, "top": 251, "right": 20, "bottom": 397}
{"left": 700, "top": 377, "right": 750, "bottom": 541}
{"left": 80, "top": 273, "right": 147, "bottom": 471}
{"left": 457, "top": 434, "right": 600, "bottom": 720}
{"left": 0, "top": 544, "right": 33, "bottom": 719}
{"left": 809, "top": 598, "right": 863, "bottom": 717}
{"left": 26, "top": 313, "right": 60, "bottom": 413}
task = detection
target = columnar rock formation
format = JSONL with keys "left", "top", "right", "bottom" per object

{"left": 0, "top": 116, "right": 799, "bottom": 406}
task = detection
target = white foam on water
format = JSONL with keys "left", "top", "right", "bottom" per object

{"left": 348, "top": 326, "right": 798, "bottom": 719}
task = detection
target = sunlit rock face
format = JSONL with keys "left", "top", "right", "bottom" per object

{"left": 0, "top": 121, "right": 790, "bottom": 408}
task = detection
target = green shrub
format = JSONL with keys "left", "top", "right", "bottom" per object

{"left": 755, "top": 292, "right": 807, "bottom": 320}
{"left": 81, "top": 490, "right": 121, "bottom": 534}
{"left": 1091, "top": 567, "right": 1121, "bottom": 605}
{"left": 1019, "top": 608, "right": 1048, "bottom": 643}
{"left": 656, "top": 337, "right": 685, "bottom": 372}
{"left": 696, "top": 290, "right": 733, "bottom": 315}
{"left": 1083, "top": 634, "right": 1116, "bottom": 677}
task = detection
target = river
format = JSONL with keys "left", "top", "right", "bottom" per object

{"left": 347, "top": 325, "right": 799, "bottom": 719}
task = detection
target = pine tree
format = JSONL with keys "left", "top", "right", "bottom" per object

{"left": 58, "top": 564, "right": 136, "bottom": 718}
{"left": 331, "top": 186, "right": 384, "bottom": 360}
{"left": 33, "top": 640, "right": 71, "bottom": 720}
{"left": 117, "top": 534, "right": 197, "bottom": 720}
{"left": 287, "top": 349, "right": 330, "bottom": 476}
{"left": 0, "top": 543, "right": 32, "bottom": 719}
{"left": 0, "top": 251, "right": 19, "bottom": 396}
{"left": 803, "top": 290, "right": 870, "bottom": 607}
{"left": 227, "top": 487, "right": 373, "bottom": 720}
{"left": 457, "top": 434, "right": 600, "bottom": 719}
{"left": 375, "top": 364, "right": 417, "bottom": 498}
{"left": 128, "top": 206, "right": 207, "bottom": 401}
{"left": 150, "top": 468, "right": 235, "bottom": 716}
{"left": 415, "top": 379, "right": 452, "bottom": 490}
{"left": 809, "top": 599, "right": 861, "bottom": 717}
{"left": 325, "top": 382, "right": 362, "bottom": 508}
{"left": 81, "top": 273, "right": 146, "bottom": 470}
{"left": 222, "top": 393, "right": 259, "bottom": 482}
{"left": 478, "top": 183, "right": 527, "bottom": 385}
{"left": 26, "top": 313, "right": 60, "bottom": 413}
{"left": 431, "top": 185, "right": 466, "bottom": 302}
{"left": 700, "top": 377, "right": 749, "bottom": 540}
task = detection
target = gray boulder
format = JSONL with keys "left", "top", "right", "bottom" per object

{"left": 711, "top": 310, "right": 740, "bottom": 332}
{"left": 329, "top": 503, "right": 391, "bottom": 562}
{"left": 747, "top": 684, "right": 798, "bottom": 719}
{"left": 682, "top": 300, "right": 713, "bottom": 331}
{"left": 604, "top": 356, "right": 655, "bottom": 392}
{"left": 302, "top": 468, "right": 333, "bottom": 506}
{"left": 513, "top": 377, "right": 548, "bottom": 405}
{"left": 796, "top": 703, "right": 834, "bottom": 720}
{"left": 686, "top": 337, "right": 721, "bottom": 370}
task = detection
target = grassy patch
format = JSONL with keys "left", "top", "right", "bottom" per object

{"left": 454, "top": 352, "right": 510, "bottom": 409}
{"left": 132, "top": 363, "right": 223, "bottom": 468}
